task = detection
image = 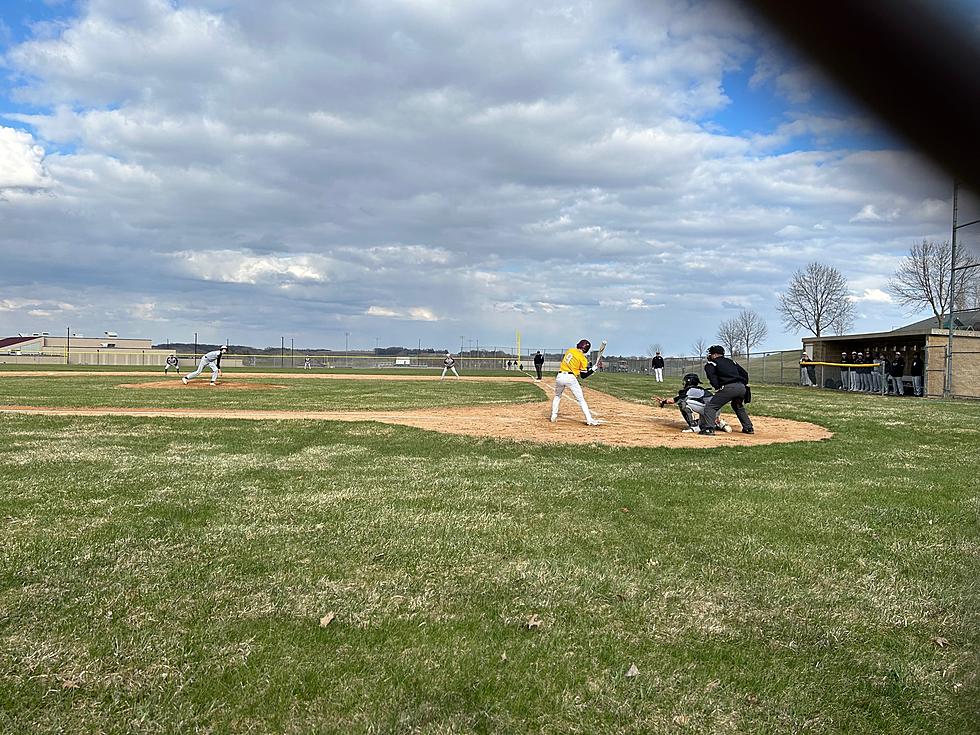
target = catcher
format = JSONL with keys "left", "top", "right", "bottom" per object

{"left": 654, "top": 373, "right": 731, "bottom": 433}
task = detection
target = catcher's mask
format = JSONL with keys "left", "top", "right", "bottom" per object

{"left": 682, "top": 373, "right": 700, "bottom": 387}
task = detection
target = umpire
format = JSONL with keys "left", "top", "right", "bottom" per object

{"left": 698, "top": 345, "right": 754, "bottom": 435}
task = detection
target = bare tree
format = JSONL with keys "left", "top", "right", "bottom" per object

{"left": 776, "top": 262, "right": 855, "bottom": 336}
{"left": 690, "top": 337, "right": 708, "bottom": 359}
{"left": 647, "top": 343, "right": 663, "bottom": 357}
{"left": 716, "top": 319, "right": 741, "bottom": 357}
{"left": 888, "top": 240, "right": 979, "bottom": 325}
{"left": 722, "top": 309, "right": 769, "bottom": 358}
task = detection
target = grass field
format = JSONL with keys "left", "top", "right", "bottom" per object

{"left": 1, "top": 373, "right": 977, "bottom": 734}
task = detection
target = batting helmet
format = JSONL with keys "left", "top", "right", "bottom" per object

{"left": 682, "top": 373, "right": 700, "bottom": 386}
{"left": 576, "top": 339, "right": 591, "bottom": 352}
{"left": 219, "top": 344, "right": 228, "bottom": 352}
{"left": 707, "top": 345, "right": 725, "bottom": 356}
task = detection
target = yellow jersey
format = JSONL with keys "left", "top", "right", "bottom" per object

{"left": 559, "top": 347, "right": 589, "bottom": 376}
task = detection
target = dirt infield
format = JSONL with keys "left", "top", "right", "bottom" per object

{"left": 0, "top": 373, "right": 832, "bottom": 448}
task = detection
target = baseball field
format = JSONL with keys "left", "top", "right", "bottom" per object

{"left": 1, "top": 368, "right": 977, "bottom": 733}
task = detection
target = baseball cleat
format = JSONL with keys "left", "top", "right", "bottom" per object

{"left": 549, "top": 416, "right": 557, "bottom": 423}
{"left": 181, "top": 377, "right": 188, "bottom": 384}
{"left": 741, "top": 428, "right": 755, "bottom": 434}
{"left": 699, "top": 428, "right": 716, "bottom": 436}
{"left": 682, "top": 426, "right": 700, "bottom": 433}
{"left": 719, "top": 422, "right": 733, "bottom": 433}
{"left": 586, "top": 419, "right": 604, "bottom": 426}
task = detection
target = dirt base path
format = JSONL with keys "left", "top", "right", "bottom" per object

{"left": 1, "top": 375, "right": 832, "bottom": 449}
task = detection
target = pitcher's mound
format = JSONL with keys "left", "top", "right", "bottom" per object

{"left": 119, "top": 380, "right": 286, "bottom": 391}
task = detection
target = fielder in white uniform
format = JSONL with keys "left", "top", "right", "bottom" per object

{"left": 164, "top": 354, "right": 181, "bottom": 374}
{"left": 441, "top": 352, "right": 460, "bottom": 380}
{"left": 551, "top": 339, "right": 602, "bottom": 425}
{"left": 182, "top": 345, "right": 226, "bottom": 385}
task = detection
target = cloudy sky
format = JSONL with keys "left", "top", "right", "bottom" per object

{"left": 1, "top": 0, "right": 977, "bottom": 355}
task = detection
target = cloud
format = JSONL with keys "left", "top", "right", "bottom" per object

{"left": 174, "top": 251, "right": 328, "bottom": 285}
{"left": 0, "top": 0, "right": 954, "bottom": 353}
{"left": 0, "top": 127, "right": 50, "bottom": 191}
{"left": 366, "top": 305, "right": 440, "bottom": 321}
{"left": 850, "top": 288, "right": 893, "bottom": 303}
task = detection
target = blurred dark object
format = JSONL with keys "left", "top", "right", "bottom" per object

{"left": 741, "top": 1, "right": 980, "bottom": 190}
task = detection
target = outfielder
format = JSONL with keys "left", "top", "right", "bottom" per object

{"left": 551, "top": 339, "right": 602, "bottom": 426}
{"left": 182, "top": 345, "right": 226, "bottom": 385}
{"left": 441, "top": 352, "right": 460, "bottom": 380}
{"left": 655, "top": 373, "right": 731, "bottom": 433}
{"left": 164, "top": 354, "right": 181, "bottom": 375}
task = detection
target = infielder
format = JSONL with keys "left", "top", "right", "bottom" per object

{"left": 164, "top": 354, "right": 181, "bottom": 375}
{"left": 441, "top": 352, "right": 460, "bottom": 380}
{"left": 655, "top": 373, "right": 731, "bottom": 433}
{"left": 182, "top": 345, "right": 226, "bottom": 385}
{"left": 551, "top": 339, "right": 602, "bottom": 426}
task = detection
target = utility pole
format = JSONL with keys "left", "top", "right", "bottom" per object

{"left": 66, "top": 326, "right": 70, "bottom": 365}
{"left": 460, "top": 335, "right": 465, "bottom": 356}
{"left": 281, "top": 336, "right": 285, "bottom": 368}
{"left": 345, "top": 331, "right": 350, "bottom": 368}
{"left": 291, "top": 338, "right": 294, "bottom": 368}
{"left": 194, "top": 332, "right": 198, "bottom": 360}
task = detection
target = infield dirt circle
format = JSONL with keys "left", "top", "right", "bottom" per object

{"left": 0, "top": 371, "right": 832, "bottom": 449}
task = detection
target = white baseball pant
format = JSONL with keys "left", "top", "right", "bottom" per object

{"left": 440, "top": 366, "right": 459, "bottom": 379}
{"left": 185, "top": 357, "right": 220, "bottom": 382}
{"left": 551, "top": 372, "right": 596, "bottom": 423}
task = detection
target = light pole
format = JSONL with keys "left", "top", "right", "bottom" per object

{"left": 194, "top": 332, "right": 198, "bottom": 360}
{"left": 291, "top": 338, "right": 294, "bottom": 368}
{"left": 345, "top": 331, "right": 350, "bottom": 368}
{"left": 460, "top": 335, "right": 465, "bottom": 356}
{"left": 945, "top": 180, "right": 980, "bottom": 397}
{"left": 281, "top": 336, "right": 285, "bottom": 368}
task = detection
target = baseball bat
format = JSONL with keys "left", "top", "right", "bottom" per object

{"left": 593, "top": 340, "right": 607, "bottom": 368}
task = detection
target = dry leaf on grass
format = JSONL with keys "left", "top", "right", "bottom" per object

{"left": 672, "top": 714, "right": 690, "bottom": 726}
{"left": 932, "top": 636, "right": 950, "bottom": 648}
{"left": 626, "top": 663, "right": 640, "bottom": 678}
{"left": 501, "top": 652, "right": 508, "bottom": 662}
{"left": 61, "top": 680, "right": 80, "bottom": 690}
{"left": 525, "top": 614, "right": 543, "bottom": 629}
{"left": 319, "top": 612, "right": 336, "bottom": 627}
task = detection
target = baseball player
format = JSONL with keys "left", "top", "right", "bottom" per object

{"left": 164, "top": 354, "right": 181, "bottom": 375}
{"left": 441, "top": 351, "right": 460, "bottom": 380}
{"left": 303, "top": 357, "right": 312, "bottom": 369}
{"left": 551, "top": 339, "right": 602, "bottom": 426}
{"left": 182, "top": 345, "right": 226, "bottom": 385}
{"left": 655, "top": 373, "right": 731, "bottom": 433}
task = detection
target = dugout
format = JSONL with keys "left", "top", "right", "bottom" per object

{"left": 802, "top": 308, "right": 980, "bottom": 398}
